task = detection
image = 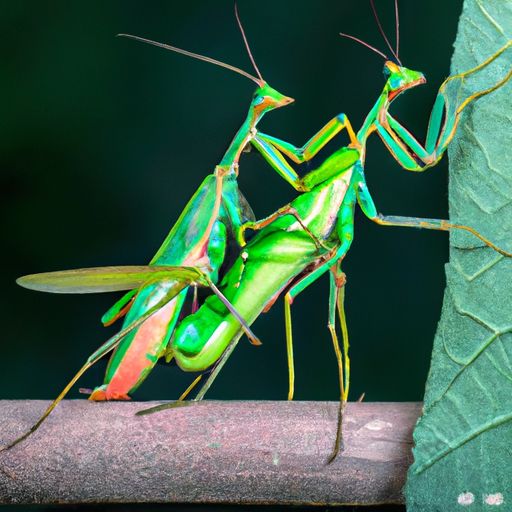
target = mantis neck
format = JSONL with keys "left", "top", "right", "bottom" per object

{"left": 356, "top": 91, "right": 389, "bottom": 157}
{"left": 218, "top": 107, "right": 264, "bottom": 172}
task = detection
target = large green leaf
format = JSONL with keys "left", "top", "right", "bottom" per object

{"left": 406, "top": 1, "right": 512, "bottom": 510}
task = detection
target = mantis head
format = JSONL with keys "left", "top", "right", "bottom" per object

{"left": 251, "top": 83, "right": 294, "bottom": 114}
{"left": 341, "top": 0, "right": 428, "bottom": 104}
{"left": 383, "top": 61, "right": 426, "bottom": 102}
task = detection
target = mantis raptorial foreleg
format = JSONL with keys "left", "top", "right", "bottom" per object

{"left": 375, "top": 42, "right": 512, "bottom": 171}
{"left": 259, "top": 113, "right": 358, "bottom": 163}
{"left": 250, "top": 136, "right": 306, "bottom": 192}
{"left": 249, "top": 113, "right": 358, "bottom": 192}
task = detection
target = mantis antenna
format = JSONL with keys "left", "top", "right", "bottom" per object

{"left": 369, "top": 0, "right": 402, "bottom": 64}
{"left": 339, "top": 32, "right": 389, "bottom": 60}
{"left": 234, "top": 2, "right": 264, "bottom": 83}
{"left": 394, "top": 0, "right": 400, "bottom": 60}
{"left": 117, "top": 34, "right": 263, "bottom": 86}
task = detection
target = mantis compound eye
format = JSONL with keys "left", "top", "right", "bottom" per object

{"left": 389, "top": 76, "right": 403, "bottom": 89}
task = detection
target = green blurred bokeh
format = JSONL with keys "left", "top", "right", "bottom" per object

{"left": 1, "top": 0, "right": 462, "bottom": 404}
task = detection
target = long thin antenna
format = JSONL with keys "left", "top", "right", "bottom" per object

{"left": 395, "top": 0, "right": 400, "bottom": 59}
{"left": 339, "top": 32, "right": 388, "bottom": 60}
{"left": 117, "top": 33, "right": 262, "bottom": 86}
{"left": 234, "top": 2, "right": 264, "bottom": 84}
{"left": 369, "top": 0, "right": 401, "bottom": 64}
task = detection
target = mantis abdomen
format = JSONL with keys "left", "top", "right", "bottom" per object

{"left": 171, "top": 161, "right": 359, "bottom": 371}
{"left": 172, "top": 230, "right": 322, "bottom": 371}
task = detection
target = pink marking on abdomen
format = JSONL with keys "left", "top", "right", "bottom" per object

{"left": 102, "top": 299, "right": 178, "bottom": 399}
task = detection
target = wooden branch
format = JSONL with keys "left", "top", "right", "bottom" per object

{"left": 0, "top": 401, "right": 420, "bottom": 506}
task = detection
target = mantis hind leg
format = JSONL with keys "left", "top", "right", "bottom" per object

{"left": 0, "top": 299, "right": 173, "bottom": 452}
{"left": 279, "top": 258, "right": 350, "bottom": 463}
{"left": 136, "top": 331, "right": 244, "bottom": 416}
{"left": 330, "top": 265, "right": 350, "bottom": 403}
{"left": 280, "top": 263, "right": 326, "bottom": 401}
{"left": 372, "top": 214, "right": 512, "bottom": 257}
{"left": 327, "top": 263, "right": 350, "bottom": 463}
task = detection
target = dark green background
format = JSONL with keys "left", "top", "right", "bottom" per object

{"left": 1, "top": 0, "right": 462, "bottom": 407}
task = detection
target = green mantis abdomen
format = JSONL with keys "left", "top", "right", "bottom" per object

{"left": 171, "top": 231, "right": 325, "bottom": 371}
{"left": 170, "top": 162, "right": 361, "bottom": 373}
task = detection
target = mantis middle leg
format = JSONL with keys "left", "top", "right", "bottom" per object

{"left": 355, "top": 178, "right": 512, "bottom": 257}
{"left": 281, "top": 199, "right": 355, "bottom": 400}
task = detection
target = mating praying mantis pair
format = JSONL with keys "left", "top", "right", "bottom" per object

{"left": 3, "top": 2, "right": 512, "bottom": 458}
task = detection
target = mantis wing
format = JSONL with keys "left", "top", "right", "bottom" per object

{"left": 16, "top": 265, "right": 206, "bottom": 294}
{"left": 17, "top": 265, "right": 261, "bottom": 345}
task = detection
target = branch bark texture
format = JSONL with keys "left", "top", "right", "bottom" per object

{"left": 0, "top": 400, "right": 419, "bottom": 506}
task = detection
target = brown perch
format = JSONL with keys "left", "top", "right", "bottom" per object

{"left": 0, "top": 400, "right": 420, "bottom": 506}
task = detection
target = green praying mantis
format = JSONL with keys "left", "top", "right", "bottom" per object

{"left": 3, "top": 2, "right": 512, "bottom": 458}
{"left": 50, "top": 6, "right": 355, "bottom": 403}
